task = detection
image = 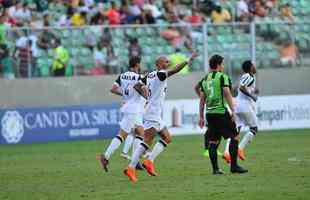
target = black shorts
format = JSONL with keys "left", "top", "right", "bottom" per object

{"left": 206, "top": 112, "right": 238, "bottom": 141}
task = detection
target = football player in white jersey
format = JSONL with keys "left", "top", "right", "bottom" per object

{"left": 98, "top": 56, "right": 148, "bottom": 172}
{"left": 223, "top": 60, "right": 258, "bottom": 162}
{"left": 124, "top": 52, "right": 198, "bottom": 183}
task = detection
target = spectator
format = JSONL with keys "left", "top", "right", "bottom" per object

{"left": 85, "top": 29, "right": 97, "bottom": 50}
{"left": 160, "top": 23, "right": 193, "bottom": 50}
{"left": 57, "top": 6, "right": 74, "bottom": 27}
{"left": 280, "top": 3, "right": 294, "bottom": 23}
{"left": 0, "top": 44, "right": 15, "bottom": 79}
{"left": 52, "top": 38, "right": 70, "bottom": 77}
{"left": 220, "top": 0, "right": 234, "bottom": 17}
{"left": 99, "top": 29, "right": 117, "bottom": 73}
{"left": 128, "top": 0, "right": 143, "bottom": 23}
{"left": 143, "top": 0, "right": 162, "bottom": 20}
{"left": 266, "top": 0, "right": 278, "bottom": 17}
{"left": 15, "top": 38, "right": 34, "bottom": 78}
{"left": 71, "top": 9, "right": 88, "bottom": 26}
{"left": 90, "top": 11, "right": 105, "bottom": 25}
{"left": 84, "top": 0, "right": 95, "bottom": 8}
{"left": 141, "top": 9, "right": 155, "bottom": 24}
{"left": 163, "top": 0, "right": 178, "bottom": 22}
{"left": 128, "top": 37, "right": 142, "bottom": 58}
{"left": 0, "top": 15, "right": 7, "bottom": 44}
{"left": 42, "top": 12, "right": 51, "bottom": 26}
{"left": 14, "top": 2, "right": 31, "bottom": 25}
{"left": 197, "top": 0, "right": 217, "bottom": 16}
{"left": 160, "top": 25, "right": 183, "bottom": 47}
{"left": 37, "top": 29, "right": 57, "bottom": 50}
{"left": 119, "top": 0, "right": 131, "bottom": 24}
{"left": 185, "top": 7, "right": 204, "bottom": 24}
{"left": 93, "top": 43, "right": 106, "bottom": 67}
{"left": 7, "top": 1, "right": 18, "bottom": 19}
{"left": 280, "top": 41, "right": 298, "bottom": 66}
{"left": 253, "top": 0, "right": 268, "bottom": 18}
{"left": 100, "top": 27, "right": 112, "bottom": 46}
{"left": 106, "top": 1, "right": 121, "bottom": 25}
{"left": 237, "top": 0, "right": 252, "bottom": 21}
{"left": 211, "top": 6, "right": 231, "bottom": 24}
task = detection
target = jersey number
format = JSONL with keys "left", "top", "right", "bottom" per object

{"left": 124, "top": 84, "right": 130, "bottom": 96}
{"left": 207, "top": 80, "right": 214, "bottom": 98}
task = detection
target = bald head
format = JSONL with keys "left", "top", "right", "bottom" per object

{"left": 155, "top": 55, "right": 170, "bottom": 70}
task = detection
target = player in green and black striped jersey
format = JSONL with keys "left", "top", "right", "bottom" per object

{"left": 196, "top": 54, "right": 248, "bottom": 174}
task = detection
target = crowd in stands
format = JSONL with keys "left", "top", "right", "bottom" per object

{"left": 0, "top": 0, "right": 296, "bottom": 27}
{"left": 0, "top": 0, "right": 300, "bottom": 78}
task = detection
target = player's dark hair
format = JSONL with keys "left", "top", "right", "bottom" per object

{"left": 209, "top": 54, "right": 224, "bottom": 70}
{"left": 242, "top": 60, "right": 253, "bottom": 73}
{"left": 129, "top": 56, "right": 141, "bottom": 69}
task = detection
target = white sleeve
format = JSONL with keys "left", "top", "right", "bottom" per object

{"left": 240, "top": 73, "right": 254, "bottom": 87}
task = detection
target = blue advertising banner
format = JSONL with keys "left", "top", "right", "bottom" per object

{"left": 0, "top": 103, "right": 121, "bottom": 144}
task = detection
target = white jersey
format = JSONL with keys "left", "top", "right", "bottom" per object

{"left": 144, "top": 70, "right": 168, "bottom": 121}
{"left": 236, "top": 73, "right": 256, "bottom": 113}
{"left": 114, "top": 71, "right": 146, "bottom": 114}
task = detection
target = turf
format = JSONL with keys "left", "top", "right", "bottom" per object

{"left": 0, "top": 129, "right": 309, "bottom": 200}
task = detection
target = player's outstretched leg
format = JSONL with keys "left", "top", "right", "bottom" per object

{"left": 132, "top": 135, "right": 145, "bottom": 170}
{"left": 100, "top": 131, "right": 126, "bottom": 172}
{"left": 143, "top": 128, "right": 171, "bottom": 176}
{"left": 144, "top": 139, "right": 167, "bottom": 176}
{"left": 229, "top": 137, "right": 248, "bottom": 174}
{"left": 124, "top": 142, "right": 149, "bottom": 183}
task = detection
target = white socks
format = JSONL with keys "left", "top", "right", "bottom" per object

{"left": 104, "top": 135, "right": 123, "bottom": 160}
{"left": 239, "top": 131, "right": 255, "bottom": 150}
{"left": 122, "top": 134, "right": 134, "bottom": 155}
{"left": 129, "top": 142, "right": 149, "bottom": 168}
{"left": 148, "top": 139, "right": 167, "bottom": 162}
{"left": 132, "top": 136, "right": 143, "bottom": 156}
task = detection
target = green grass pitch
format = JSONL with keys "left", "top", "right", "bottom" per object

{"left": 1, "top": 129, "right": 309, "bottom": 200}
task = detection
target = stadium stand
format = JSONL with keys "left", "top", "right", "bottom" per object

{"left": 0, "top": 0, "right": 310, "bottom": 78}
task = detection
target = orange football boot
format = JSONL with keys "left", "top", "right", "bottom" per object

{"left": 238, "top": 148, "right": 246, "bottom": 160}
{"left": 124, "top": 167, "right": 138, "bottom": 183}
{"left": 142, "top": 160, "right": 158, "bottom": 176}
